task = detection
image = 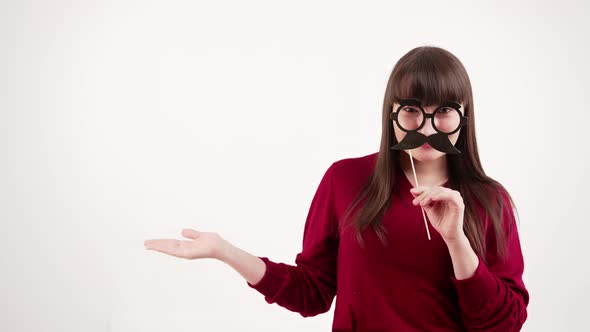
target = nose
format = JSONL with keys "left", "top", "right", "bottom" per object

{"left": 418, "top": 113, "right": 436, "bottom": 136}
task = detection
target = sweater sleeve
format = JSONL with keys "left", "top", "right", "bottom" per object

{"left": 246, "top": 162, "right": 339, "bottom": 317}
{"left": 451, "top": 188, "right": 530, "bottom": 331}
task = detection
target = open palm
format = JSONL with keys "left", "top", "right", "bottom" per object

{"left": 144, "top": 228, "right": 226, "bottom": 260}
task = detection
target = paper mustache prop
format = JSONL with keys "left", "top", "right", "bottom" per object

{"left": 390, "top": 98, "right": 467, "bottom": 154}
{"left": 389, "top": 98, "right": 468, "bottom": 240}
{"left": 391, "top": 132, "right": 461, "bottom": 154}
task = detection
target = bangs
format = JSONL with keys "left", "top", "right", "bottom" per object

{"left": 391, "top": 51, "right": 469, "bottom": 107}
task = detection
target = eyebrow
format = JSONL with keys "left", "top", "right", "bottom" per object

{"left": 397, "top": 99, "right": 462, "bottom": 108}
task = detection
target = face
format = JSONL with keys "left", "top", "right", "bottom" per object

{"left": 392, "top": 102, "right": 464, "bottom": 162}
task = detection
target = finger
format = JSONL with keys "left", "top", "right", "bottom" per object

{"left": 433, "top": 189, "right": 464, "bottom": 208}
{"left": 182, "top": 228, "right": 201, "bottom": 240}
{"left": 144, "top": 239, "right": 158, "bottom": 249}
{"left": 144, "top": 239, "right": 187, "bottom": 258}
{"left": 428, "top": 191, "right": 444, "bottom": 203}
{"left": 426, "top": 189, "right": 459, "bottom": 207}
{"left": 419, "top": 188, "right": 441, "bottom": 207}
{"left": 144, "top": 238, "right": 176, "bottom": 251}
{"left": 423, "top": 190, "right": 445, "bottom": 206}
{"left": 411, "top": 187, "right": 432, "bottom": 205}
{"left": 409, "top": 186, "right": 427, "bottom": 197}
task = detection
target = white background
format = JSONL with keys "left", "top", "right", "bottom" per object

{"left": 1, "top": 0, "right": 589, "bottom": 331}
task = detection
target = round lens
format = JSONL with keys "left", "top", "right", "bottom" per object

{"left": 397, "top": 106, "right": 423, "bottom": 131}
{"left": 434, "top": 107, "right": 461, "bottom": 133}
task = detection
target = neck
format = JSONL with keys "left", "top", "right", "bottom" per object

{"left": 399, "top": 151, "right": 449, "bottom": 187}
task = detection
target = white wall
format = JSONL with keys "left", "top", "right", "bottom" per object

{"left": 1, "top": 0, "right": 588, "bottom": 331}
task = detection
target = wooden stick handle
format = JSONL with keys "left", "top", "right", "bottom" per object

{"left": 408, "top": 150, "right": 431, "bottom": 240}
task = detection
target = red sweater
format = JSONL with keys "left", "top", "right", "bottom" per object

{"left": 247, "top": 152, "right": 529, "bottom": 331}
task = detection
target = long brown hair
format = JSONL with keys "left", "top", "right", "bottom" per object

{"left": 341, "top": 46, "right": 518, "bottom": 263}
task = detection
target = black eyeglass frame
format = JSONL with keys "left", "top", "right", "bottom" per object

{"left": 389, "top": 98, "right": 468, "bottom": 135}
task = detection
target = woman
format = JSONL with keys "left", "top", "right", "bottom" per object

{"left": 144, "top": 46, "right": 529, "bottom": 331}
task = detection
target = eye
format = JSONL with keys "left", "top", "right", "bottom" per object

{"left": 403, "top": 107, "right": 418, "bottom": 113}
{"left": 438, "top": 107, "right": 452, "bottom": 113}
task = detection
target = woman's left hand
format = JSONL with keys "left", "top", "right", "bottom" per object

{"left": 410, "top": 186, "right": 465, "bottom": 243}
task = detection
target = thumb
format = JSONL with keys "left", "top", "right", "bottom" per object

{"left": 181, "top": 228, "right": 201, "bottom": 240}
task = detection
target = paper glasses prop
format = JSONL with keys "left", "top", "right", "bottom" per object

{"left": 389, "top": 98, "right": 468, "bottom": 240}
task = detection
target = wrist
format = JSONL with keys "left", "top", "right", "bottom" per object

{"left": 444, "top": 233, "right": 469, "bottom": 248}
{"left": 215, "top": 238, "right": 234, "bottom": 262}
